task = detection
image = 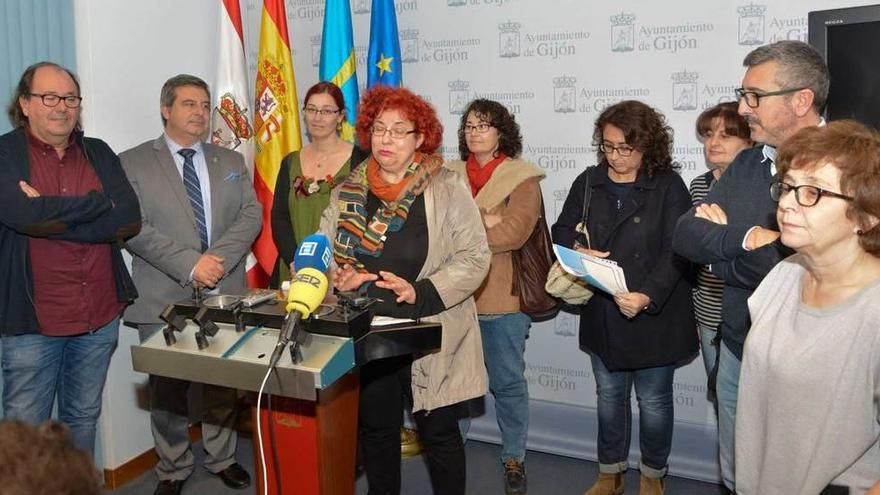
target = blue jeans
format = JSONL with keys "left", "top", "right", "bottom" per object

{"left": 698, "top": 324, "right": 718, "bottom": 378}
{"left": 1, "top": 319, "right": 119, "bottom": 454}
{"left": 590, "top": 354, "right": 674, "bottom": 478}
{"left": 716, "top": 341, "right": 741, "bottom": 491}
{"left": 479, "top": 312, "right": 531, "bottom": 462}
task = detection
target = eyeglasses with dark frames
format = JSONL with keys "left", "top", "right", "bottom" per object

{"left": 463, "top": 123, "right": 493, "bottom": 134}
{"left": 303, "top": 106, "right": 340, "bottom": 117}
{"left": 734, "top": 87, "right": 807, "bottom": 108}
{"left": 770, "top": 181, "right": 854, "bottom": 207}
{"left": 598, "top": 142, "right": 636, "bottom": 157}
{"left": 29, "top": 93, "right": 82, "bottom": 109}
{"left": 371, "top": 125, "right": 418, "bottom": 139}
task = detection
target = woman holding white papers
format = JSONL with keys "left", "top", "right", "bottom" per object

{"left": 551, "top": 100, "right": 697, "bottom": 495}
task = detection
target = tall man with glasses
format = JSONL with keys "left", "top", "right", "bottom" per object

{"left": 673, "top": 40, "right": 828, "bottom": 493}
{"left": 120, "top": 74, "right": 260, "bottom": 495}
{"left": 0, "top": 61, "right": 141, "bottom": 454}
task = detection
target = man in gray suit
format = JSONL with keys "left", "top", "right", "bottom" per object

{"left": 121, "top": 74, "right": 261, "bottom": 495}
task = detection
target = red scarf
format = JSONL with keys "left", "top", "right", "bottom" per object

{"left": 465, "top": 153, "right": 507, "bottom": 197}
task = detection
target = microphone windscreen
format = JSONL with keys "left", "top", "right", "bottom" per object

{"left": 293, "top": 233, "right": 332, "bottom": 272}
{"left": 286, "top": 267, "right": 329, "bottom": 319}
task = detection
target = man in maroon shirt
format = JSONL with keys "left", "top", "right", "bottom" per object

{"left": 0, "top": 62, "right": 140, "bottom": 455}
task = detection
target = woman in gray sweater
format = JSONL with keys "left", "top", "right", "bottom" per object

{"left": 736, "top": 120, "right": 880, "bottom": 494}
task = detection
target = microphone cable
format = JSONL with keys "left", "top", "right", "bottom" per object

{"left": 256, "top": 364, "right": 285, "bottom": 495}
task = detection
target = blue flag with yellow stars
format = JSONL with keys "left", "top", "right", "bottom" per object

{"left": 367, "top": 0, "right": 402, "bottom": 87}
{"left": 320, "top": 0, "right": 359, "bottom": 141}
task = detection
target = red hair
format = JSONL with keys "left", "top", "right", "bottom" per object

{"left": 304, "top": 81, "right": 346, "bottom": 113}
{"left": 355, "top": 85, "right": 443, "bottom": 153}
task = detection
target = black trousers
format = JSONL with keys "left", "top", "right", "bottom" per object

{"left": 358, "top": 354, "right": 466, "bottom": 495}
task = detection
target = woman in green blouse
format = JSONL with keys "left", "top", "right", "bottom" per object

{"left": 270, "top": 81, "right": 366, "bottom": 285}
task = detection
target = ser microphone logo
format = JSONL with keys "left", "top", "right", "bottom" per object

{"left": 295, "top": 272, "right": 322, "bottom": 288}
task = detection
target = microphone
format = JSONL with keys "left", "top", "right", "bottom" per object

{"left": 268, "top": 233, "right": 331, "bottom": 368}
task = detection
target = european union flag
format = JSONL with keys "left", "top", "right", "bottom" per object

{"left": 320, "top": 0, "right": 359, "bottom": 141}
{"left": 367, "top": 0, "right": 402, "bottom": 87}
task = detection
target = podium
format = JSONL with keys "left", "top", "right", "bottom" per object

{"left": 131, "top": 296, "right": 441, "bottom": 495}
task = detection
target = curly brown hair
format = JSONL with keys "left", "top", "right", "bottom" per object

{"left": 456, "top": 99, "right": 522, "bottom": 160}
{"left": 355, "top": 85, "right": 443, "bottom": 154}
{"left": 592, "top": 100, "right": 676, "bottom": 177}
{"left": 776, "top": 120, "right": 880, "bottom": 257}
{"left": 0, "top": 420, "right": 101, "bottom": 495}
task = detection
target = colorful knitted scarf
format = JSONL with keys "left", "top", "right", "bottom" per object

{"left": 334, "top": 152, "right": 443, "bottom": 270}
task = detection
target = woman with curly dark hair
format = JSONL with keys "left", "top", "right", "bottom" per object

{"left": 447, "top": 99, "right": 543, "bottom": 494}
{"left": 319, "top": 85, "right": 490, "bottom": 495}
{"left": 551, "top": 100, "right": 696, "bottom": 495}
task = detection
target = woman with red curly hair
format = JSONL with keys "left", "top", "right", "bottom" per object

{"left": 319, "top": 85, "right": 490, "bottom": 495}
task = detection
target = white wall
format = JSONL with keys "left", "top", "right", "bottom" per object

{"left": 72, "top": 0, "right": 875, "bottom": 478}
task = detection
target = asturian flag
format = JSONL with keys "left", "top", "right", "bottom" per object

{"left": 250, "top": 0, "right": 302, "bottom": 288}
{"left": 320, "top": 0, "right": 359, "bottom": 141}
{"left": 367, "top": 0, "right": 402, "bottom": 87}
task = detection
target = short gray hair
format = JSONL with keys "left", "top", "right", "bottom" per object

{"left": 743, "top": 40, "right": 829, "bottom": 111}
{"left": 7, "top": 61, "right": 81, "bottom": 129}
{"left": 159, "top": 74, "right": 210, "bottom": 126}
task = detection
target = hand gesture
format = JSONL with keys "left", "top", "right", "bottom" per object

{"left": 332, "top": 264, "right": 378, "bottom": 292}
{"left": 375, "top": 271, "right": 416, "bottom": 304}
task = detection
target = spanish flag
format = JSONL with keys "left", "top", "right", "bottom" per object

{"left": 250, "top": 0, "right": 302, "bottom": 288}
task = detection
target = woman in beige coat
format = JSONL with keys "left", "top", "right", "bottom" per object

{"left": 319, "top": 85, "right": 489, "bottom": 495}
{"left": 447, "top": 99, "right": 544, "bottom": 495}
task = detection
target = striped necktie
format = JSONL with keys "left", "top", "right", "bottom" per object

{"left": 178, "top": 148, "right": 208, "bottom": 252}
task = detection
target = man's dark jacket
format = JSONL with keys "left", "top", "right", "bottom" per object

{"left": 0, "top": 127, "right": 140, "bottom": 336}
{"left": 672, "top": 147, "right": 791, "bottom": 359}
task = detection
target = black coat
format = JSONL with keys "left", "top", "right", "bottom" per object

{"left": 551, "top": 164, "right": 697, "bottom": 370}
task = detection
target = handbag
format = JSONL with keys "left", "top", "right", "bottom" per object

{"left": 511, "top": 193, "right": 560, "bottom": 320}
{"left": 544, "top": 168, "right": 595, "bottom": 305}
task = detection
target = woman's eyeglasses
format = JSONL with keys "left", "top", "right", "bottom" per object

{"left": 770, "top": 181, "right": 854, "bottom": 207}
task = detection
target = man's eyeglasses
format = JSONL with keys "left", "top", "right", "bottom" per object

{"left": 29, "top": 93, "right": 82, "bottom": 109}
{"left": 463, "top": 123, "right": 493, "bottom": 134}
{"left": 734, "top": 87, "right": 806, "bottom": 108}
{"left": 598, "top": 143, "right": 636, "bottom": 157}
{"left": 303, "top": 106, "right": 340, "bottom": 117}
{"left": 371, "top": 125, "right": 417, "bottom": 139}
{"left": 770, "top": 181, "right": 854, "bottom": 207}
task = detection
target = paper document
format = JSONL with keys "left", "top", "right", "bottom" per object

{"left": 371, "top": 315, "right": 416, "bottom": 327}
{"left": 553, "top": 244, "right": 629, "bottom": 295}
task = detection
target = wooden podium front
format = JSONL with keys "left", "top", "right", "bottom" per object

{"left": 253, "top": 372, "right": 359, "bottom": 495}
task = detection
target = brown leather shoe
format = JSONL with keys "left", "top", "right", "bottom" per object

{"left": 639, "top": 474, "right": 665, "bottom": 495}
{"left": 584, "top": 472, "right": 624, "bottom": 495}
